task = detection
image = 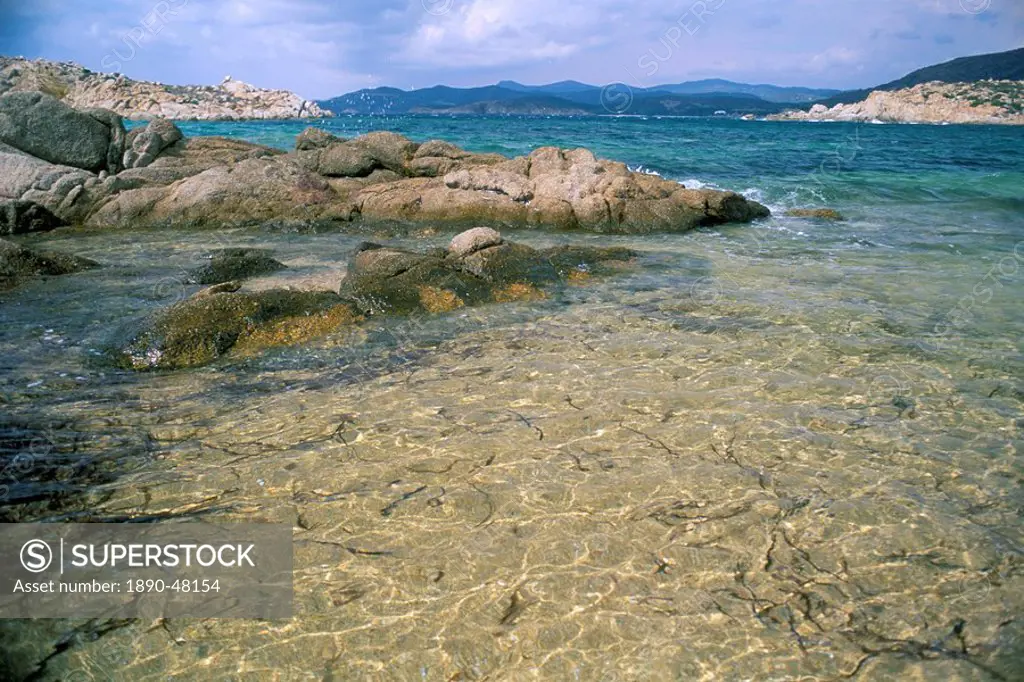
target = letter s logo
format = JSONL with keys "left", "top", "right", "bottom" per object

{"left": 20, "top": 539, "right": 53, "bottom": 573}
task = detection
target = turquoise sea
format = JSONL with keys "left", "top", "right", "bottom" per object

{"left": 2, "top": 116, "right": 1023, "bottom": 680}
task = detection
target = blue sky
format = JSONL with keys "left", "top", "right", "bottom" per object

{"left": 0, "top": 0, "right": 1020, "bottom": 99}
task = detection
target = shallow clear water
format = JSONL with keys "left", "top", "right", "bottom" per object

{"left": 1, "top": 117, "right": 1023, "bottom": 680}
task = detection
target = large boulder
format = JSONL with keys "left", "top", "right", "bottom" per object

{"left": 88, "top": 154, "right": 354, "bottom": 228}
{"left": 0, "top": 200, "right": 66, "bottom": 235}
{"left": 0, "top": 92, "right": 119, "bottom": 172}
{"left": 0, "top": 237, "right": 98, "bottom": 290}
{"left": 101, "top": 136, "right": 284, "bottom": 195}
{"left": 453, "top": 242, "right": 559, "bottom": 285}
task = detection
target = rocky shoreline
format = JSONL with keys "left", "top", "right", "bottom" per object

{"left": 769, "top": 80, "right": 1024, "bottom": 125}
{"left": 0, "top": 57, "right": 331, "bottom": 121}
{"left": 0, "top": 91, "right": 768, "bottom": 234}
{"left": 0, "top": 89, "right": 770, "bottom": 367}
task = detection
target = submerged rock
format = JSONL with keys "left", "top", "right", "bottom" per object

{"left": 118, "top": 290, "right": 359, "bottom": 370}
{"left": 191, "top": 281, "right": 243, "bottom": 299}
{"left": 0, "top": 237, "right": 98, "bottom": 290}
{"left": 542, "top": 245, "right": 638, "bottom": 276}
{"left": 340, "top": 228, "right": 633, "bottom": 316}
{"left": 785, "top": 208, "right": 846, "bottom": 221}
{"left": 119, "top": 228, "right": 638, "bottom": 369}
{"left": 187, "top": 248, "right": 287, "bottom": 285}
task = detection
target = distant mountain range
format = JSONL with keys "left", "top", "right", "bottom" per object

{"left": 496, "top": 78, "right": 839, "bottom": 103}
{"left": 318, "top": 79, "right": 839, "bottom": 117}
{"left": 318, "top": 47, "right": 1024, "bottom": 117}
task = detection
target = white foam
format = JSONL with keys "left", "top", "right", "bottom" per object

{"left": 628, "top": 165, "right": 662, "bottom": 177}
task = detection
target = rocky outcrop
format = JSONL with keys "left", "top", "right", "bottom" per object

{"left": 346, "top": 138, "right": 769, "bottom": 233}
{"left": 116, "top": 229, "right": 637, "bottom": 369}
{"left": 0, "top": 237, "right": 98, "bottom": 290}
{"left": 81, "top": 128, "right": 768, "bottom": 232}
{"left": 297, "top": 131, "right": 421, "bottom": 177}
{"left": 0, "top": 92, "right": 124, "bottom": 172}
{"left": 0, "top": 200, "right": 66, "bottom": 235}
{"left": 0, "top": 93, "right": 769, "bottom": 233}
{"left": 0, "top": 57, "right": 332, "bottom": 121}
{"left": 770, "top": 81, "right": 1024, "bottom": 125}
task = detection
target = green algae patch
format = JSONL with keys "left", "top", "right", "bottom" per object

{"left": 417, "top": 285, "right": 466, "bottom": 314}
{"left": 119, "top": 290, "right": 352, "bottom": 370}
{"left": 233, "top": 303, "right": 363, "bottom": 356}
{"left": 493, "top": 282, "right": 547, "bottom": 303}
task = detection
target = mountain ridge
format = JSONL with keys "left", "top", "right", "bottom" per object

{"left": 320, "top": 47, "right": 1024, "bottom": 118}
{"left": 318, "top": 78, "right": 840, "bottom": 116}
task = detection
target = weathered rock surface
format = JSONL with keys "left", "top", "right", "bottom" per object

{"left": 298, "top": 131, "right": 420, "bottom": 177}
{"left": 0, "top": 200, "right": 66, "bottom": 235}
{"left": 0, "top": 57, "right": 333, "bottom": 121}
{"left": 0, "top": 92, "right": 121, "bottom": 172}
{"left": 118, "top": 290, "right": 358, "bottom": 370}
{"left": 0, "top": 237, "right": 98, "bottom": 290}
{"left": 0, "top": 144, "right": 97, "bottom": 223}
{"left": 295, "top": 127, "right": 342, "bottom": 151}
{"left": 340, "top": 229, "right": 635, "bottom": 316}
{"left": 118, "top": 229, "right": 638, "bottom": 369}
{"left": 88, "top": 151, "right": 345, "bottom": 228}
{"left": 123, "top": 117, "right": 183, "bottom": 169}
{"left": 448, "top": 227, "right": 503, "bottom": 256}
{"left": 80, "top": 106, "right": 128, "bottom": 174}
{"left": 187, "top": 248, "right": 287, "bottom": 285}
{"left": 354, "top": 144, "right": 770, "bottom": 233}
{"left": 769, "top": 80, "right": 1024, "bottom": 125}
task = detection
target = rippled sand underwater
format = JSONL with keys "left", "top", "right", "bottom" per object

{"left": 1, "top": 213, "right": 1022, "bottom": 680}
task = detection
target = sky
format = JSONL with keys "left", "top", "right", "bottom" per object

{"left": 0, "top": 0, "right": 1021, "bottom": 99}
